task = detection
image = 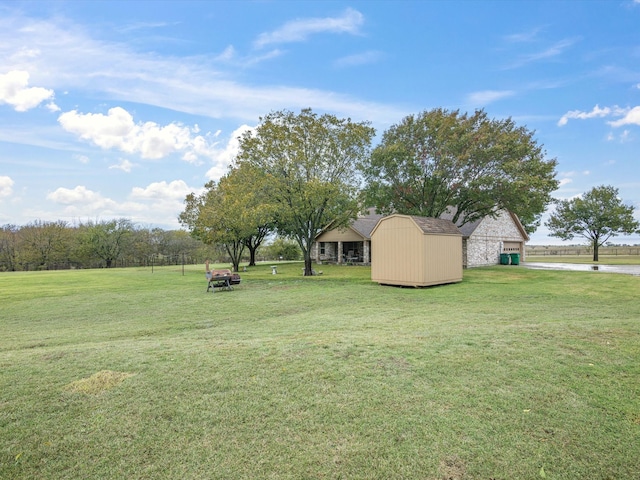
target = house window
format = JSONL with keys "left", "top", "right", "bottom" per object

{"left": 320, "top": 242, "right": 325, "bottom": 255}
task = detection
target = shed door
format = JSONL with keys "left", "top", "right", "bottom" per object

{"left": 503, "top": 242, "right": 521, "bottom": 253}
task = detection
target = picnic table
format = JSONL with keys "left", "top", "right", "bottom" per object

{"left": 206, "top": 269, "right": 241, "bottom": 292}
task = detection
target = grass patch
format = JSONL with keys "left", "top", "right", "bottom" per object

{"left": 64, "top": 370, "right": 135, "bottom": 395}
{"left": 1, "top": 263, "right": 639, "bottom": 479}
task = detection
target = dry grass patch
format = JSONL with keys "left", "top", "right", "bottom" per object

{"left": 64, "top": 370, "right": 135, "bottom": 395}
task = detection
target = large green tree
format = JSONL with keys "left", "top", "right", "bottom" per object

{"left": 360, "top": 108, "right": 559, "bottom": 233}
{"left": 180, "top": 180, "right": 246, "bottom": 272}
{"left": 224, "top": 162, "right": 276, "bottom": 266}
{"left": 235, "top": 108, "right": 375, "bottom": 276}
{"left": 81, "top": 218, "right": 134, "bottom": 268}
{"left": 545, "top": 185, "right": 640, "bottom": 261}
{"left": 18, "top": 220, "right": 72, "bottom": 269}
{"left": 179, "top": 164, "right": 275, "bottom": 272}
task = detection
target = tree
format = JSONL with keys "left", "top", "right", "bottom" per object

{"left": 545, "top": 185, "right": 640, "bottom": 261}
{"left": 360, "top": 108, "right": 559, "bottom": 233}
{"left": 0, "top": 224, "right": 19, "bottom": 271}
{"left": 223, "top": 162, "right": 276, "bottom": 266}
{"left": 262, "top": 237, "right": 301, "bottom": 261}
{"left": 18, "top": 220, "right": 71, "bottom": 269}
{"left": 81, "top": 218, "right": 134, "bottom": 268}
{"left": 235, "top": 108, "right": 375, "bottom": 276}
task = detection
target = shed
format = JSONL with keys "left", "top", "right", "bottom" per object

{"left": 370, "top": 214, "right": 463, "bottom": 287}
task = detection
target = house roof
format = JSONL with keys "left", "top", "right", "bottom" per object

{"left": 440, "top": 207, "right": 530, "bottom": 241}
{"left": 351, "top": 210, "right": 385, "bottom": 239}
{"left": 319, "top": 207, "right": 528, "bottom": 242}
{"left": 439, "top": 210, "right": 483, "bottom": 237}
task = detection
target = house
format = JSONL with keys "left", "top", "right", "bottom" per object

{"left": 440, "top": 209, "right": 529, "bottom": 268}
{"left": 370, "top": 214, "right": 463, "bottom": 287}
{"left": 312, "top": 209, "right": 384, "bottom": 264}
{"left": 313, "top": 208, "right": 529, "bottom": 268}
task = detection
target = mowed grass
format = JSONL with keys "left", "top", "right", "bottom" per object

{"left": 1, "top": 263, "right": 639, "bottom": 479}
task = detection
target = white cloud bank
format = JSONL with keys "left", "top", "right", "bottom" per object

{"left": 58, "top": 107, "right": 219, "bottom": 163}
{"left": 0, "top": 13, "right": 406, "bottom": 130}
{"left": 0, "top": 176, "right": 14, "bottom": 198}
{"left": 46, "top": 180, "right": 200, "bottom": 228}
{"left": 608, "top": 106, "right": 640, "bottom": 127}
{"left": 0, "top": 70, "right": 57, "bottom": 112}
{"left": 558, "top": 104, "right": 640, "bottom": 127}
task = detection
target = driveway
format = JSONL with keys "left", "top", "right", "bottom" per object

{"left": 522, "top": 262, "right": 640, "bottom": 276}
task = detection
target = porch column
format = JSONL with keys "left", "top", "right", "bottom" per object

{"left": 338, "top": 241, "right": 343, "bottom": 264}
{"left": 363, "top": 240, "right": 370, "bottom": 264}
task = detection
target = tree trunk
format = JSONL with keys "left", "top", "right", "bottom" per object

{"left": 592, "top": 239, "right": 599, "bottom": 262}
{"left": 247, "top": 245, "right": 257, "bottom": 266}
{"left": 225, "top": 241, "right": 245, "bottom": 272}
{"left": 303, "top": 256, "right": 313, "bottom": 276}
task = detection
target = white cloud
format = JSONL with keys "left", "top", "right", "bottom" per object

{"left": 109, "top": 159, "right": 135, "bottom": 172}
{"left": 559, "top": 104, "right": 640, "bottom": 128}
{"left": 558, "top": 178, "right": 573, "bottom": 187}
{"left": 334, "top": 50, "right": 383, "bottom": 68}
{"left": 45, "top": 185, "right": 150, "bottom": 223}
{"left": 557, "top": 104, "right": 613, "bottom": 126}
{"left": 130, "top": 180, "right": 193, "bottom": 201}
{"left": 608, "top": 106, "right": 640, "bottom": 127}
{"left": 253, "top": 8, "right": 364, "bottom": 49}
{"left": 0, "top": 176, "right": 14, "bottom": 198}
{"left": 467, "top": 89, "right": 516, "bottom": 106}
{"left": 0, "top": 70, "right": 56, "bottom": 112}
{"left": 58, "top": 107, "right": 219, "bottom": 162}
{"left": 129, "top": 180, "right": 203, "bottom": 228}
{"left": 47, "top": 185, "right": 104, "bottom": 205}
{"left": 205, "top": 124, "right": 254, "bottom": 181}
{"left": 0, "top": 13, "right": 405, "bottom": 129}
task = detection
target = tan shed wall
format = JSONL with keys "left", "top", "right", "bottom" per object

{"left": 423, "top": 234, "right": 463, "bottom": 285}
{"left": 316, "top": 227, "right": 363, "bottom": 242}
{"left": 371, "top": 216, "right": 463, "bottom": 287}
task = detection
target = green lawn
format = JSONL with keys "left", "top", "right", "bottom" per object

{"left": 1, "top": 263, "right": 639, "bottom": 479}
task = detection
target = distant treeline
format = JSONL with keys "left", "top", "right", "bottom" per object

{"left": 526, "top": 245, "right": 640, "bottom": 256}
{"left": 0, "top": 219, "right": 301, "bottom": 272}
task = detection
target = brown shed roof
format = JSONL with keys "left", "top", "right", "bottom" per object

{"left": 371, "top": 214, "right": 462, "bottom": 237}
{"left": 407, "top": 216, "right": 462, "bottom": 235}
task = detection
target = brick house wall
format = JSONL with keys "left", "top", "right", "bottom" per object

{"left": 464, "top": 211, "right": 526, "bottom": 267}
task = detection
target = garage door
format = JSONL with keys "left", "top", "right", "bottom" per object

{"left": 503, "top": 242, "right": 521, "bottom": 253}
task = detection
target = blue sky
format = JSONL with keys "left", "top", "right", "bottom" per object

{"left": 1, "top": 0, "right": 639, "bottom": 245}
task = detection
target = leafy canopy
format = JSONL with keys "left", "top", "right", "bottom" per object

{"left": 360, "top": 108, "right": 559, "bottom": 233}
{"left": 545, "top": 185, "right": 640, "bottom": 261}
{"left": 235, "top": 108, "right": 375, "bottom": 275}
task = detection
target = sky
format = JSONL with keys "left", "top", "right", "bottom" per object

{"left": 1, "top": 0, "right": 639, "bottom": 246}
